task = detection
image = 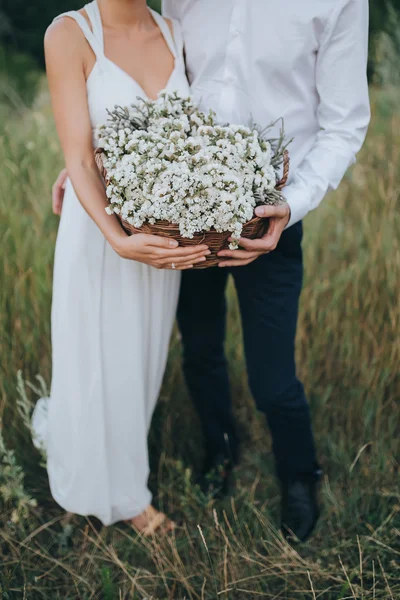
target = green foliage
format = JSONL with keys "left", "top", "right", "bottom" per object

{"left": 0, "top": 86, "right": 399, "bottom": 598}
{"left": 369, "top": 0, "right": 400, "bottom": 78}
{"left": 373, "top": 4, "right": 400, "bottom": 86}
{"left": 0, "top": 0, "right": 161, "bottom": 67}
{"left": 0, "top": 0, "right": 81, "bottom": 66}
{"left": 0, "top": 46, "right": 41, "bottom": 109}
{"left": 148, "top": 0, "right": 161, "bottom": 12}
{"left": 0, "top": 425, "right": 37, "bottom": 524}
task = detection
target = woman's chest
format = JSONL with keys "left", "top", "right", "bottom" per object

{"left": 85, "top": 65, "right": 190, "bottom": 139}
{"left": 103, "top": 31, "right": 175, "bottom": 99}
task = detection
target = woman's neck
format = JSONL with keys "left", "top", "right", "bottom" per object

{"left": 97, "top": 0, "right": 150, "bottom": 29}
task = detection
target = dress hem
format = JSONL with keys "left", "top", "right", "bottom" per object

{"left": 50, "top": 487, "right": 153, "bottom": 527}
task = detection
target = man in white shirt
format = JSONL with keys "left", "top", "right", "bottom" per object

{"left": 163, "top": 0, "right": 370, "bottom": 541}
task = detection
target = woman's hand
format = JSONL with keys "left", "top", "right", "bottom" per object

{"left": 114, "top": 234, "right": 210, "bottom": 270}
{"left": 52, "top": 168, "right": 68, "bottom": 215}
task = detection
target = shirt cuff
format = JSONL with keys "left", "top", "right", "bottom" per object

{"left": 283, "top": 181, "right": 311, "bottom": 228}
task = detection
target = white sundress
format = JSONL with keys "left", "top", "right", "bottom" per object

{"left": 32, "top": 0, "right": 191, "bottom": 525}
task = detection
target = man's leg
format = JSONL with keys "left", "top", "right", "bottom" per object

{"left": 232, "top": 222, "right": 321, "bottom": 539}
{"left": 177, "top": 267, "right": 239, "bottom": 469}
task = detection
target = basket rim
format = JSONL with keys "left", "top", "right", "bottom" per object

{"left": 130, "top": 214, "right": 263, "bottom": 230}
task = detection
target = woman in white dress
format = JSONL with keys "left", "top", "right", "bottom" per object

{"left": 32, "top": 0, "right": 210, "bottom": 534}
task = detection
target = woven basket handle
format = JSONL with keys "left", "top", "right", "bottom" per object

{"left": 94, "top": 149, "right": 108, "bottom": 182}
{"left": 275, "top": 150, "right": 290, "bottom": 191}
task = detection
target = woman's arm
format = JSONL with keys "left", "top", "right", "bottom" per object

{"left": 52, "top": 168, "right": 67, "bottom": 216}
{"left": 45, "top": 19, "right": 208, "bottom": 269}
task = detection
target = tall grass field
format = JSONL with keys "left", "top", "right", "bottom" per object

{"left": 0, "top": 79, "right": 399, "bottom": 599}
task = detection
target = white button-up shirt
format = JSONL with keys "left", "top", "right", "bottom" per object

{"left": 162, "top": 0, "right": 370, "bottom": 227}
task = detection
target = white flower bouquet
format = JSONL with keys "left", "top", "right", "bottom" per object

{"left": 96, "top": 92, "right": 290, "bottom": 268}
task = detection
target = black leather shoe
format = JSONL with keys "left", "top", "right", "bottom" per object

{"left": 197, "top": 452, "right": 235, "bottom": 499}
{"left": 281, "top": 479, "right": 321, "bottom": 543}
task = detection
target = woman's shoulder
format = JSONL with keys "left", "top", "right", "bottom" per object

{"left": 44, "top": 9, "right": 91, "bottom": 56}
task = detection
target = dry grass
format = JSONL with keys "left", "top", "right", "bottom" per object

{"left": 0, "top": 86, "right": 399, "bottom": 599}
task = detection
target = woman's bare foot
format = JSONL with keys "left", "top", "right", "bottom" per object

{"left": 126, "top": 505, "right": 176, "bottom": 537}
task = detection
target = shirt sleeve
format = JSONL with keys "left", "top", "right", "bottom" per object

{"left": 284, "top": 0, "right": 371, "bottom": 227}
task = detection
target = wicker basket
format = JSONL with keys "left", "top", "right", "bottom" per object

{"left": 95, "top": 150, "right": 289, "bottom": 269}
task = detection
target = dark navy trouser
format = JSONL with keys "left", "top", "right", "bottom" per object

{"left": 177, "top": 221, "right": 319, "bottom": 482}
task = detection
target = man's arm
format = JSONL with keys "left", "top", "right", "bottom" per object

{"left": 219, "top": 0, "right": 370, "bottom": 266}
{"left": 284, "top": 0, "right": 370, "bottom": 227}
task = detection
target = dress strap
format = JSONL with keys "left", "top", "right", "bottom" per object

{"left": 83, "top": 1, "right": 105, "bottom": 51}
{"left": 53, "top": 7, "right": 104, "bottom": 61}
{"left": 170, "top": 19, "right": 185, "bottom": 61}
{"left": 150, "top": 10, "right": 178, "bottom": 59}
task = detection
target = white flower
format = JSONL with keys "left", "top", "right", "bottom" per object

{"left": 97, "top": 92, "right": 285, "bottom": 242}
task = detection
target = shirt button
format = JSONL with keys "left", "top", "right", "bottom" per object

{"left": 231, "top": 28, "right": 240, "bottom": 37}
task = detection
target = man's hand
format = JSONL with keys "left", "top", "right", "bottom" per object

{"left": 52, "top": 168, "right": 68, "bottom": 215}
{"left": 217, "top": 203, "right": 291, "bottom": 267}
